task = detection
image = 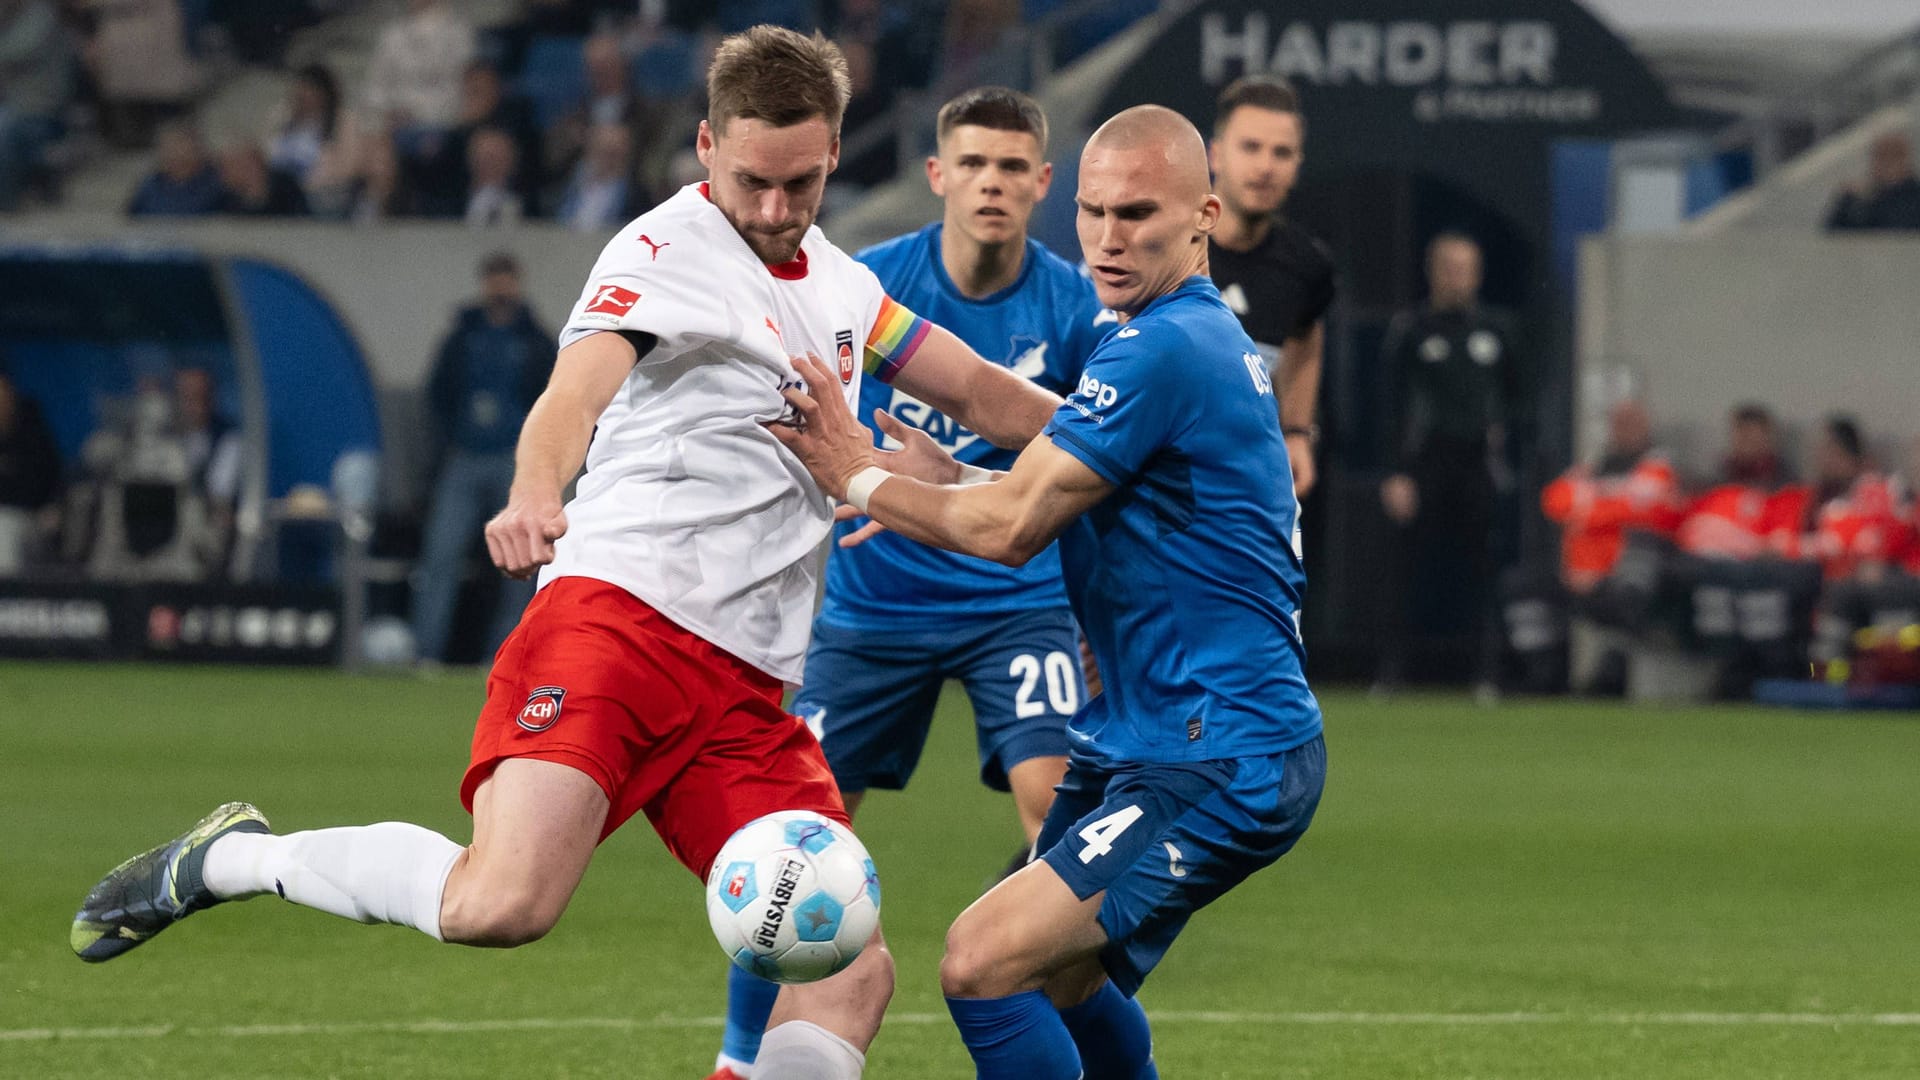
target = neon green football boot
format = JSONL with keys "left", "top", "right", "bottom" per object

{"left": 71, "top": 801, "right": 270, "bottom": 962}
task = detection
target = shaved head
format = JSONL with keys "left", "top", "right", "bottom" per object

{"left": 1086, "top": 106, "right": 1212, "bottom": 204}
{"left": 1077, "top": 106, "right": 1221, "bottom": 315}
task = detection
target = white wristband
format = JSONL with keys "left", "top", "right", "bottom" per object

{"left": 955, "top": 462, "right": 996, "bottom": 486}
{"left": 844, "top": 466, "right": 891, "bottom": 514}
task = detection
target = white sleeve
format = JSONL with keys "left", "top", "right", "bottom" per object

{"left": 559, "top": 226, "right": 722, "bottom": 357}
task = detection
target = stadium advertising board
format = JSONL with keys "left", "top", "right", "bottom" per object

{"left": 0, "top": 582, "right": 339, "bottom": 665}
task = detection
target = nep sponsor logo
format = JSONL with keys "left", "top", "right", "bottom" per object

{"left": 1075, "top": 372, "right": 1121, "bottom": 410}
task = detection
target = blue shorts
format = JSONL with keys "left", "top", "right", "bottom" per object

{"left": 1037, "top": 734, "right": 1326, "bottom": 996}
{"left": 792, "top": 609, "right": 1082, "bottom": 793}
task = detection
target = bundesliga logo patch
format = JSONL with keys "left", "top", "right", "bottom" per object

{"left": 517, "top": 686, "right": 567, "bottom": 732}
{"left": 836, "top": 329, "right": 855, "bottom": 384}
{"left": 584, "top": 284, "right": 640, "bottom": 316}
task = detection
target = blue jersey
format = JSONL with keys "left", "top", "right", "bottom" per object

{"left": 819, "top": 222, "right": 1108, "bottom": 628}
{"left": 1042, "top": 277, "right": 1321, "bottom": 765}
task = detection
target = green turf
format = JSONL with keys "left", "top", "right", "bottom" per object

{"left": 1, "top": 662, "right": 1916, "bottom": 1078}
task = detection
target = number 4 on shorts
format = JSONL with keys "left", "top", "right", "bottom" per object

{"left": 1076, "top": 804, "right": 1143, "bottom": 863}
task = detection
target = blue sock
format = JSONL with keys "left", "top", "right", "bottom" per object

{"left": 721, "top": 963, "right": 781, "bottom": 1065}
{"left": 946, "top": 990, "right": 1082, "bottom": 1080}
{"left": 1060, "top": 981, "right": 1158, "bottom": 1080}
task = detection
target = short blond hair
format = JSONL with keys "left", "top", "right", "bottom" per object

{"left": 707, "top": 25, "right": 852, "bottom": 134}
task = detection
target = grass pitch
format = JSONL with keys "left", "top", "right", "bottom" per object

{"left": 1, "top": 662, "right": 1916, "bottom": 1078}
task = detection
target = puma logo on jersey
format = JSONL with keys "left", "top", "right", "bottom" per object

{"left": 636, "top": 234, "right": 670, "bottom": 260}
{"left": 765, "top": 315, "right": 783, "bottom": 339}
{"left": 585, "top": 285, "right": 639, "bottom": 315}
{"left": 1116, "top": 327, "right": 1140, "bottom": 339}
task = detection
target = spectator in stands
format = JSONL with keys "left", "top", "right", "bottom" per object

{"left": 553, "top": 120, "right": 634, "bottom": 231}
{"left": 0, "top": 0, "right": 77, "bottom": 210}
{"left": 80, "top": 0, "right": 202, "bottom": 147}
{"left": 543, "top": 31, "right": 634, "bottom": 187}
{"left": 1541, "top": 399, "right": 1685, "bottom": 594}
{"left": 205, "top": 0, "right": 317, "bottom": 66}
{"left": 362, "top": 0, "right": 476, "bottom": 138}
{"left": 268, "top": 63, "right": 341, "bottom": 187}
{"left": 414, "top": 60, "right": 540, "bottom": 216}
{"left": 127, "top": 119, "right": 222, "bottom": 217}
{"left": 412, "top": 252, "right": 553, "bottom": 664}
{"left": 307, "top": 126, "right": 411, "bottom": 223}
{"left": 0, "top": 371, "right": 62, "bottom": 577}
{"left": 1825, "top": 131, "right": 1920, "bottom": 231}
{"left": 1720, "top": 402, "right": 1791, "bottom": 487}
{"left": 215, "top": 141, "right": 309, "bottom": 217}
{"left": 460, "top": 126, "right": 526, "bottom": 227}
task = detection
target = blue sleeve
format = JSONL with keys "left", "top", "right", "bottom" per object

{"left": 1042, "top": 333, "right": 1186, "bottom": 486}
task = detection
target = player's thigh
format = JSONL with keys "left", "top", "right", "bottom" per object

{"left": 644, "top": 688, "right": 850, "bottom": 879}
{"left": 793, "top": 620, "right": 944, "bottom": 793}
{"left": 1048, "top": 736, "right": 1328, "bottom": 996}
{"left": 951, "top": 609, "right": 1082, "bottom": 791}
{"left": 446, "top": 757, "right": 610, "bottom": 939}
{"left": 941, "top": 856, "right": 1107, "bottom": 998}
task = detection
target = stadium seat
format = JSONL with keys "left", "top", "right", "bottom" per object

{"left": 518, "top": 35, "right": 588, "bottom": 130}
{"left": 632, "top": 31, "right": 698, "bottom": 101}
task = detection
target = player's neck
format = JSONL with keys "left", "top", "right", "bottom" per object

{"left": 941, "top": 221, "right": 1026, "bottom": 300}
{"left": 1212, "top": 205, "right": 1273, "bottom": 253}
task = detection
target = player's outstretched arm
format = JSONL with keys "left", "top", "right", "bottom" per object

{"left": 485, "top": 331, "right": 640, "bottom": 579}
{"left": 890, "top": 322, "right": 1062, "bottom": 451}
{"left": 1278, "top": 320, "right": 1323, "bottom": 497}
{"left": 772, "top": 355, "right": 1110, "bottom": 566}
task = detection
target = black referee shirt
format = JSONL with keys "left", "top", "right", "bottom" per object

{"left": 1380, "top": 304, "right": 1523, "bottom": 467}
{"left": 1209, "top": 219, "right": 1336, "bottom": 367}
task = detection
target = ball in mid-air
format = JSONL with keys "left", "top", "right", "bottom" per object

{"left": 705, "top": 810, "right": 881, "bottom": 984}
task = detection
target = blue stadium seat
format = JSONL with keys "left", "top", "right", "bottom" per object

{"left": 518, "top": 35, "right": 588, "bottom": 129}
{"left": 717, "top": 0, "right": 816, "bottom": 35}
{"left": 632, "top": 31, "right": 698, "bottom": 101}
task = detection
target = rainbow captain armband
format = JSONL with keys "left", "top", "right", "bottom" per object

{"left": 864, "top": 295, "right": 931, "bottom": 384}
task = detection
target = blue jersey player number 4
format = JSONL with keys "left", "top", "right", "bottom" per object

{"left": 771, "top": 105, "right": 1326, "bottom": 1080}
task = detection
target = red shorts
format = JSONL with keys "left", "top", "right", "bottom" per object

{"left": 463, "top": 576, "right": 846, "bottom": 877}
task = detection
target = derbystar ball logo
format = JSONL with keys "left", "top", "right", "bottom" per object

{"left": 585, "top": 285, "right": 640, "bottom": 316}
{"left": 836, "top": 329, "right": 856, "bottom": 384}
{"left": 516, "top": 686, "right": 567, "bottom": 732}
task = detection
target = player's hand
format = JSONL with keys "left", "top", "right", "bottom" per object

{"left": 767, "top": 353, "right": 879, "bottom": 500}
{"left": 872, "top": 409, "right": 963, "bottom": 486}
{"left": 485, "top": 491, "right": 568, "bottom": 580}
{"left": 1286, "top": 433, "right": 1317, "bottom": 498}
{"left": 833, "top": 502, "right": 890, "bottom": 548}
{"left": 1381, "top": 474, "right": 1418, "bottom": 525}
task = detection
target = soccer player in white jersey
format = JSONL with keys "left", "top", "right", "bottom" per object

{"left": 70, "top": 27, "right": 1062, "bottom": 1080}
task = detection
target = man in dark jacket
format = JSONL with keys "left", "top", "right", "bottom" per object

{"left": 411, "top": 253, "right": 553, "bottom": 663}
{"left": 1826, "top": 131, "right": 1920, "bottom": 231}
{"left": 0, "top": 371, "right": 62, "bottom": 576}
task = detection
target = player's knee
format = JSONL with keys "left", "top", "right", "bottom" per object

{"left": 939, "top": 921, "right": 1013, "bottom": 999}
{"left": 439, "top": 880, "right": 567, "bottom": 947}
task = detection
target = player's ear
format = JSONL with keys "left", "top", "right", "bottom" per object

{"left": 696, "top": 120, "right": 715, "bottom": 170}
{"left": 926, "top": 155, "right": 945, "bottom": 197}
{"left": 1034, "top": 161, "right": 1053, "bottom": 202}
{"left": 1196, "top": 193, "right": 1222, "bottom": 240}
{"left": 827, "top": 135, "right": 841, "bottom": 176}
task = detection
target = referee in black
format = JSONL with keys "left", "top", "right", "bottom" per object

{"left": 1205, "top": 76, "right": 1335, "bottom": 500}
{"left": 1377, "top": 232, "right": 1524, "bottom": 697}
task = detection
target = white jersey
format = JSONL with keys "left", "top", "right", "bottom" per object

{"left": 544, "top": 183, "right": 930, "bottom": 683}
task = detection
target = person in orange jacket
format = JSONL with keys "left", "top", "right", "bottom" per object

{"left": 1765, "top": 416, "right": 1901, "bottom": 582}
{"left": 1541, "top": 399, "right": 1686, "bottom": 593}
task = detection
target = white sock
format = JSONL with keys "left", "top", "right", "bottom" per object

{"left": 713, "top": 1053, "right": 755, "bottom": 1078}
{"left": 755, "top": 1022, "right": 865, "bottom": 1080}
{"left": 202, "top": 823, "right": 464, "bottom": 941}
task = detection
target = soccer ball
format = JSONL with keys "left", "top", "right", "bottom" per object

{"left": 705, "top": 810, "right": 881, "bottom": 984}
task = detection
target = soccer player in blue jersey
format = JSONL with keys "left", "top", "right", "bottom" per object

{"left": 709, "top": 87, "right": 1106, "bottom": 1080}
{"left": 772, "top": 105, "right": 1326, "bottom": 1079}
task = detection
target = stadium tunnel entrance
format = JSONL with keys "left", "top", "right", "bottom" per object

{"left": 0, "top": 246, "right": 380, "bottom": 664}
{"left": 1091, "top": 0, "right": 1697, "bottom": 681}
